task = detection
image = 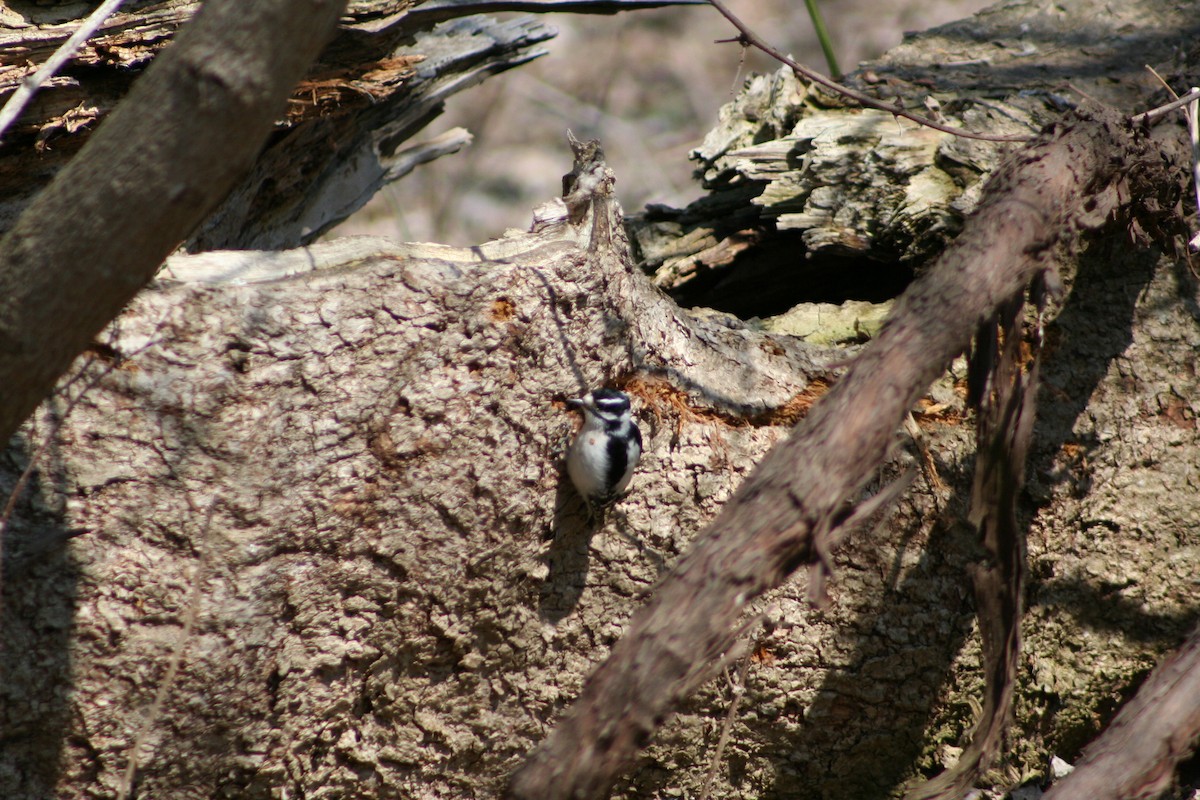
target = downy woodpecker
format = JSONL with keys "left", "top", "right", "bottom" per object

{"left": 566, "top": 389, "right": 642, "bottom": 519}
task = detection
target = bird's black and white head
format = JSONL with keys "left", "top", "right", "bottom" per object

{"left": 569, "top": 388, "right": 633, "bottom": 429}
{"left": 565, "top": 388, "right": 642, "bottom": 520}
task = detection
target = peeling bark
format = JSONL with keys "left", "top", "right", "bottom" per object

{"left": 907, "top": 287, "right": 1041, "bottom": 799}
{"left": 0, "top": 0, "right": 692, "bottom": 248}
{"left": 3, "top": 0, "right": 1200, "bottom": 798}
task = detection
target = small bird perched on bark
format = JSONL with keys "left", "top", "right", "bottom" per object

{"left": 565, "top": 388, "right": 642, "bottom": 520}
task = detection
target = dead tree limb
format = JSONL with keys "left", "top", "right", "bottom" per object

{"left": 0, "top": 1, "right": 703, "bottom": 248}
{"left": 907, "top": 287, "right": 1043, "bottom": 799}
{"left": 1043, "top": 623, "right": 1200, "bottom": 800}
{"left": 508, "top": 105, "right": 1183, "bottom": 800}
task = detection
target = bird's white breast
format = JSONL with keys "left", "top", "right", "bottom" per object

{"left": 568, "top": 431, "right": 611, "bottom": 498}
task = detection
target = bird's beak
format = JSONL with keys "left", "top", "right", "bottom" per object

{"left": 567, "top": 395, "right": 592, "bottom": 412}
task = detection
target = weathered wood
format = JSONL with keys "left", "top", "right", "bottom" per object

{"left": 0, "top": 0, "right": 696, "bottom": 249}
{"left": 185, "top": 14, "right": 551, "bottom": 250}
{"left": 0, "top": 0, "right": 349, "bottom": 452}
{"left": 509, "top": 106, "right": 1182, "bottom": 800}
{"left": 630, "top": 0, "right": 1193, "bottom": 312}
{"left": 1043, "top": 624, "right": 1200, "bottom": 800}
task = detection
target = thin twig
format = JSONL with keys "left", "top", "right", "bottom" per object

{"left": 698, "top": 627, "right": 758, "bottom": 800}
{"left": 1143, "top": 64, "right": 1178, "bottom": 100}
{"left": 705, "top": 0, "right": 1030, "bottom": 143}
{"left": 0, "top": 0, "right": 129, "bottom": 144}
{"left": 1184, "top": 88, "right": 1200, "bottom": 252}
{"left": 116, "top": 496, "right": 217, "bottom": 800}
{"left": 1131, "top": 87, "right": 1200, "bottom": 124}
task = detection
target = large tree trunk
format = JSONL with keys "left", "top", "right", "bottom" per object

{"left": 4, "top": 0, "right": 1200, "bottom": 798}
{"left": 0, "top": 137, "right": 834, "bottom": 798}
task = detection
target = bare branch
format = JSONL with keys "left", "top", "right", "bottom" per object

{"left": 509, "top": 104, "right": 1178, "bottom": 800}
{"left": 705, "top": 0, "right": 1032, "bottom": 143}
{"left": 1131, "top": 86, "right": 1200, "bottom": 124}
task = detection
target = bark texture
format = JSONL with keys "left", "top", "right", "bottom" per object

{"left": 3, "top": 0, "right": 1200, "bottom": 798}
{"left": 0, "top": 0, "right": 349, "bottom": 467}
{"left": 1, "top": 141, "right": 835, "bottom": 798}
{"left": 510, "top": 105, "right": 1183, "bottom": 800}
{"left": 0, "top": 0, "right": 688, "bottom": 248}
{"left": 3, "top": 119, "right": 1195, "bottom": 800}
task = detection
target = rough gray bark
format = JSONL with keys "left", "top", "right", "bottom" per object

{"left": 0, "top": 139, "right": 835, "bottom": 799}
{"left": 3, "top": 120, "right": 1194, "bottom": 800}
{"left": 509, "top": 105, "right": 1183, "bottom": 800}
{"left": 0, "top": 0, "right": 348, "bottom": 459}
{"left": 4, "top": 0, "right": 1200, "bottom": 798}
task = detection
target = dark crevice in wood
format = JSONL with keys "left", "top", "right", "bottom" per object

{"left": 669, "top": 244, "right": 916, "bottom": 318}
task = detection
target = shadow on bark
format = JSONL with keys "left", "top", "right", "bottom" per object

{"left": 751, "top": 509, "right": 977, "bottom": 799}
{"left": 540, "top": 482, "right": 599, "bottom": 623}
{"left": 1, "top": 432, "right": 81, "bottom": 797}
{"left": 1031, "top": 239, "right": 1154, "bottom": 489}
{"left": 708, "top": 235, "right": 1186, "bottom": 799}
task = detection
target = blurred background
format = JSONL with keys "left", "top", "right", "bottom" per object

{"left": 328, "top": 0, "right": 993, "bottom": 246}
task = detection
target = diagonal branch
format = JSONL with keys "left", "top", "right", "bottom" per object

{"left": 1043, "top": 623, "right": 1200, "bottom": 800}
{"left": 508, "top": 104, "right": 1180, "bottom": 800}
{"left": 0, "top": 0, "right": 348, "bottom": 441}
